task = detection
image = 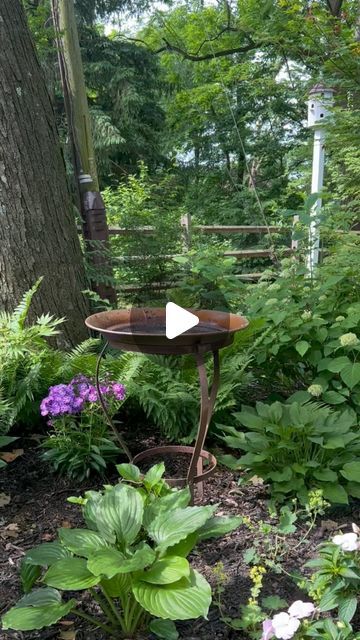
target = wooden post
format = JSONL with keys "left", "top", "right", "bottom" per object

{"left": 181, "top": 213, "right": 192, "bottom": 250}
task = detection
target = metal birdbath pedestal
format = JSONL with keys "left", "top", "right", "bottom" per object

{"left": 85, "top": 308, "right": 248, "bottom": 501}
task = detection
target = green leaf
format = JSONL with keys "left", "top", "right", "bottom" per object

{"left": 295, "top": 340, "right": 310, "bottom": 356}
{"left": 59, "top": 528, "right": 108, "bottom": 558}
{"left": 346, "top": 482, "right": 360, "bottom": 498}
{"left": 133, "top": 568, "right": 211, "bottom": 620}
{"left": 278, "top": 507, "right": 297, "bottom": 534}
{"left": 24, "top": 542, "right": 71, "bottom": 567}
{"left": 197, "top": 515, "right": 242, "bottom": 541}
{"left": 116, "top": 463, "right": 142, "bottom": 483}
{"left": 100, "top": 573, "right": 131, "bottom": 597}
{"left": 338, "top": 596, "right": 358, "bottom": 622}
{"left": 2, "top": 588, "right": 76, "bottom": 631}
{"left": 88, "top": 544, "right": 155, "bottom": 578}
{"left": 43, "top": 558, "right": 99, "bottom": 590}
{"left": 313, "top": 468, "right": 338, "bottom": 482}
{"left": 340, "top": 461, "right": 360, "bottom": 482}
{"left": 92, "top": 484, "right": 144, "bottom": 545}
{"left": 144, "top": 463, "right": 166, "bottom": 490}
{"left": 319, "top": 590, "right": 340, "bottom": 612}
{"left": 261, "top": 595, "right": 288, "bottom": 611}
{"left": 139, "top": 556, "right": 190, "bottom": 585}
{"left": 143, "top": 488, "right": 191, "bottom": 529}
{"left": 326, "top": 357, "right": 351, "bottom": 373}
{"left": 20, "top": 561, "right": 41, "bottom": 593}
{"left": 340, "top": 363, "right": 360, "bottom": 390}
{"left": 148, "top": 505, "right": 215, "bottom": 552}
{"left": 322, "top": 391, "right": 347, "bottom": 405}
{"left": 165, "top": 532, "right": 198, "bottom": 559}
{"left": 322, "top": 483, "right": 348, "bottom": 505}
{"left": 268, "top": 468, "right": 292, "bottom": 482}
{"left": 149, "top": 618, "right": 179, "bottom": 640}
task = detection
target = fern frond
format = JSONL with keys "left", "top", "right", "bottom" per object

{"left": 12, "top": 277, "right": 43, "bottom": 330}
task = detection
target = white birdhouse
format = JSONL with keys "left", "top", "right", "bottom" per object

{"left": 307, "top": 83, "right": 334, "bottom": 128}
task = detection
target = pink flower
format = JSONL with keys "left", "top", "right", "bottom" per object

{"left": 262, "top": 618, "right": 275, "bottom": 640}
{"left": 272, "top": 612, "right": 300, "bottom": 640}
{"left": 288, "top": 601, "right": 315, "bottom": 619}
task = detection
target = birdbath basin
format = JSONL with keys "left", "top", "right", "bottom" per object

{"left": 85, "top": 308, "right": 248, "bottom": 501}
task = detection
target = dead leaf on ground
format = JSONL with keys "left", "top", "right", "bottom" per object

{"left": 0, "top": 493, "right": 11, "bottom": 507}
{"left": 61, "top": 520, "right": 72, "bottom": 529}
{"left": 41, "top": 533, "right": 54, "bottom": 541}
{"left": 249, "top": 475, "right": 264, "bottom": 486}
{"left": 0, "top": 449, "right": 24, "bottom": 463}
{"left": 0, "top": 523, "right": 20, "bottom": 538}
{"left": 58, "top": 630, "right": 77, "bottom": 640}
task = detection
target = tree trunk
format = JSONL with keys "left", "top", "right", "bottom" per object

{"left": 0, "top": 0, "right": 89, "bottom": 347}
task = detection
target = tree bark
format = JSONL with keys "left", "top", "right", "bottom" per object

{"left": 0, "top": 0, "right": 89, "bottom": 347}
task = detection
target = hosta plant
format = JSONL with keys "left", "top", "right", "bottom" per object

{"left": 2, "top": 463, "right": 241, "bottom": 638}
{"left": 218, "top": 401, "right": 360, "bottom": 505}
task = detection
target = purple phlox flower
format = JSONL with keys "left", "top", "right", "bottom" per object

{"left": 40, "top": 383, "right": 84, "bottom": 418}
{"left": 112, "top": 383, "right": 126, "bottom": 401}
{"left": 262, "top": 619, "right": 274, "bottom": 640}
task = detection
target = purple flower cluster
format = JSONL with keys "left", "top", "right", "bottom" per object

{"left": 40, "top": 375, "right": 126, "bottom": 418}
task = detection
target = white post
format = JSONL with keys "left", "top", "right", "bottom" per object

{"left": 306, "top": 83, "right": 334, "bottom": 275}
{"left": 307, "top": 126, "right": 326, "bottom": 274}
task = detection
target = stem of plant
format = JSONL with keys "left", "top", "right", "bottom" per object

{"left": 100, "top": 585, "right": 127, "bottom": 632}
{"left": 89, "top": 587, "right": 118, "bottom": 627}
{"left": 73, "top": 608, "right": 116, "bottom": 636}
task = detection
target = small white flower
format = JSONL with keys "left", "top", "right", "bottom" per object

{"left": 335, "top": 316, "right": 345, "bottom": 322}
{"left": 301, "top": 311, "right": 312, "bottom": 320}
{"left": 288, "top": 600, "right": 315, "bottom": 619}
{"left": 272, "top": 612, "right": 300, "bottom": 640}
{"left": 332, "top": 532, "right": 359, "bottom": 552}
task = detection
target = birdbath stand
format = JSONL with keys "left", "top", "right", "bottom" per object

{"left": 85, "top": 308, "right": 248, "bottom": 502}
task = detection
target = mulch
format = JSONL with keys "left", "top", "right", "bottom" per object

{"left": 0, "top": 434, "right": 359, "bottom": 640}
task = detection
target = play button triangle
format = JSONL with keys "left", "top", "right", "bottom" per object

{"left": 166, "top": 302, "right": 199, "bottom": 339}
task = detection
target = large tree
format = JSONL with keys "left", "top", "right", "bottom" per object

{"left": 0, "top": 0, "right": 89, "bottom": 346}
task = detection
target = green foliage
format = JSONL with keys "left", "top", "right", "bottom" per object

{"left": 218, "top": 401, "right": 360, "bottom": 504}
{"left": 3, "top": 464, "right": 240, "bottom": 636}
{"left": 0, "top": 279, "right": 64, "bottom": 429}
{"left": 304, "top": 534, "right": 360, "bottom": 624}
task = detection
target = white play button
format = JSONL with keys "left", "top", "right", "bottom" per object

{"left": 166, "top": 302, "right": 199, "bottom": 339}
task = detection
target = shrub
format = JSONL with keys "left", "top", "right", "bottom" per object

{"left": 41, "top": 375, "right": 126, "bottom": 479}
{"left": 218, "top": 401, "right": 360, "bottom": 505}
{"left": 2, "top": 463, "right": 241, "bottom": 638}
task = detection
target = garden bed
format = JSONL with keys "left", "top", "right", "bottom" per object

{"left": 1, "top": 436, "right": 359, "bottom": 640}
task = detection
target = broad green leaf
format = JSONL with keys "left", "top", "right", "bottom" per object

{"left": 340, "top": 461, "right": 360, "bottom": 482}
{"left": 340, "top": 363, "right": 360, "bottom": 390}
{"left": 217, "top": 454, "right": 243, "bottom": 470}
{"left": 322, "top": 483, "right": 348, "bottom": 505}
{"left": 24, "top": 542, "right": 71, "bottom": 567}
{"left": 43, "top": 558, "right": 99, "bottom": 590}
{"left": 101, "top": 573, "right": 131, "bottom": 597}
{"left": 2, "top": 599, "right": 76, "bottom": 631}
{"left": 166, "top": 532, "right": 198, "bottom": 558}
{"left": 20, "top": 561, "right": 41, "bottom": 593}
{"left": 319, "top": 590, "right": 340, "bottom": 612}
{"left": 278, "top": 507, "right": 297, "bottom": 534}
{"left": 116, "top": 463, "right": 141, "bottom": 483}
{"left": 322, "top": 391, "right": 347, "bottom": 405}
{"left": 149, "top": 618, "right": 179, "bottom": 639}
{"left": 133, "top": 568, "right": 211, "bottom": 620}
{"left": 313, "top": 468, "right": 338, "bottom": 482}
{"left": 0, "top": 435, "right": 18, "bottom": 447}
{"left": 261, "top": 595, "right": 288, "bottom": 611}
{"left": 88, "top": 544, "right": 155, "bottom": 578}
{"left": 143, "top": 488, "right": 191, "bottom": 529}
{"left": 338, "top": 596, "right": 358, "bottom": 622}
{"left": 144, "top": 463, "right": 166, "bottom": 490}
{"left": 326, "top": 357, "right": 351, "bottom": 373}
{"left": 295, "top": 340, "right": 310, "bottom": 357}
{"left": 236, "top": 412, "right": 264, "bottom": 430}
{"left": 148, "top": 505, "right": 215, "bottom": 552}
{"left": 93, "top": 484, "right": 144, "bottom": 545}
{"left": 197, "top": 515, "right": 242, "bottom": 541}
{"left": 139, "top": 556, "right": 189, "bottom": 585}
{"left": 59, "top": 528, "right": 108, "bottom": 558}
{"left": 346, "top": 482, "right": 360, "bottom": 498}
{"left": 16, "top": 588, "right": 61, "bottom": 607}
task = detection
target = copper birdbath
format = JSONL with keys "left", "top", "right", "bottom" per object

{"left": 85, "top": 308, "right": 248, "bottom": 501}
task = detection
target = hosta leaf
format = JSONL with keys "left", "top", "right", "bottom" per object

{"left": 149, "top": 618, "right": 179, "bottom": 639}
{"left": 166, "top": 532, "right": 198, "bottom": 559}
{"left": 88, "top": 544, "right": 155, "bottom": 578}
{"left": 59, "top": 528, "right": 108, "bottom": 558}
{"left": 20, "top": 561, "right": 41, "bottom": 593}
{"left": 101, "top": 573, "right": 131, "bottom": 597}
{"left": 144, "top": 463, "right": 166, "bottom": 490}
{"left": 116, "top": 463, "right": 142, "bottom": 483}
{"left": 340, "top": 363, "right": 360, "bottom": 390}
{"left": 197, "top": 515, "right": 242, "bottom": 541}
{"left": 133, "top": 568, "right": 211, "bottom": 620}
{"left": 346, "top": 482, "right": 360, "bottom": 498}
{"left": 43, "top": 558, "right": 99, "bottom": 590}
{"left": 2, "top": 599, "right": 76, "bottom": 631}
{"left": 322, "top": 483, "right": 348, "bottom": 505}
{"left": 313, "top": 468, "right": 338, "bottom": 482}
{"left": 340, "top": 461, "right": 360, "bottom": 482}
{"left": 143, "top": 488, "right": 191, "bottom": 529}
{"left": 139, "top": 556, "right": 189, "bottom": 585}
{"left": 16, "top": 588, "right": 61, "bottom": 607}
{"left": 24, "top": 542, "right": 71, "bottom": 567}
{"left": 148, "top": 506, "right": 215, "bottom": 552}
{"left": 93, "top": 484, "right": 144, "bottom": 545}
